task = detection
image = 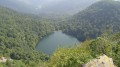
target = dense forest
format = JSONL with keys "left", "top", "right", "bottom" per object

{"left": 0, "top": 6, "right": 55, "bottom": 66}
{"left": 47, "top": 32, "right": 120, "bottom": 67}
{"left": 59, "top": 0, "right": 120, "bottom": 41}
{"left": 0, "top": 0, "right": 120, "bottom": 67}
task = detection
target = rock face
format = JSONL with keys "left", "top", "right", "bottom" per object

{"left": 0, "top": 57, "right": 7, "bottom": 63}
{"left": 83, "top": 55, "right": 115, "bottom": 67}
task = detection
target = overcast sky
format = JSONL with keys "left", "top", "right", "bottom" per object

{"left": 10, "top": 0, "right": 65, "bottom": 8}
{"left": 1, "top": 0, "right": 119, "bottom": 14}
{"left": 9, "top": 0, "right": 99, "bottom": 9}
{"left": 10, "top": 0, "right": 120, "bottom": 9}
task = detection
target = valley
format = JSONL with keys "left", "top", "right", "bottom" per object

{"left": 0, "top": 0, "right": 120, "bottom": 67}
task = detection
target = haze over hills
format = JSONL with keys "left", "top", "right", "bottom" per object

{"left": 60, "top": 0, "right": 120, "bottom": 41}
{"left": 0, "top": 0, "right": 99, "bottom": 14}
{"left": 1, "top": 0, "right": 120, "bottom": 67}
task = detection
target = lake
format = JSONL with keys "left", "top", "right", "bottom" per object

{"left": 36, "top": 31, "right": 80, "bottom": 55}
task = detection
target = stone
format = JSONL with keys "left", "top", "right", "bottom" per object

{"left": 83, "top": 54, "right": 115, "bottom": 67}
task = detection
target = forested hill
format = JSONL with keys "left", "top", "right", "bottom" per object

{"left": 61, "top": 0, "right": 120, "bottom": 41}
{"left": 1, "top": 0, "right": 120, "bottom": 67}
{"left": 73, "top": 0, "right": 120, "bottom": 23}
{"left": 0, "top": 6, "right": 55, "bottom": 66}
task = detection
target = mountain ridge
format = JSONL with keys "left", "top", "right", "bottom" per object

{"left": 0, "top": 0, "right": 98, "bottom": 14}
{"left": 61, "top": 0, "right": 120, "bottom": 41}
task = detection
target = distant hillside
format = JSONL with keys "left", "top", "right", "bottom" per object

{"left": 61, "top": 0, "right": 120, "bottom": 41}
{"left": 1, "top": 1, "right": 120, "bottom": 67}
{"left": 73, "top": 0, "right": 120, "bottom": 24}
{"left": 0, "top": 0, "right": 98, "bottom": 14}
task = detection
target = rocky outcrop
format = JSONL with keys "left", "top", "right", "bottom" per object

{"left": 83, "top": 54, "right": 116, "bottom": 67}
{"left": 0, "top": 57, "right": 7, "bottom": 63}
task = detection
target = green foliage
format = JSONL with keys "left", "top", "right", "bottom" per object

{"left": 48, "top": 41, "right": 93, "bottom": 67}
{"left": 0, "top": 6, "right": 55, "bottom": 66}
{"left": 0, "top": 0, "right": 120, "bottom": 67}
{"left": 59, "top": 0, "right": 120, "bottom": 41}
{"left": 48, "top": 32, "right": 120, "bottom": 67}
{"left": 0, "top": 60, "right": 26, "bottom": 67}
{"left": 89, "top": 37, "right": 113, "bottom": 57}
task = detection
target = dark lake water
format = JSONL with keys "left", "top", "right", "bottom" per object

{"left": 36, "top": 31, "right": 80, "bottom": 55}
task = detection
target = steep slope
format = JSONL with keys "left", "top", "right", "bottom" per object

{"left": 61, "top": 0, "right": 120, "bottom": 41}
{"left": 73, "top": 0, "right": 120, "bottom": 24}
{"left": 48, "top": 32, "right": 120, "bottom": 67}
{"left": 0, "top": 6, "right": 55, "bottom": 67}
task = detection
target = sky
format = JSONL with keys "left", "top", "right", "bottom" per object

{"left": 9, "top": 0, "right": 98, "bottom": 9}
{"left": 1, "top": 0, "right": 120, "bottom": 14}
{"left": 10, "top": 0, "right": 65, "bottom": 9}
{"left": 10, "top": 0, "right": 120, "bottom": 9}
